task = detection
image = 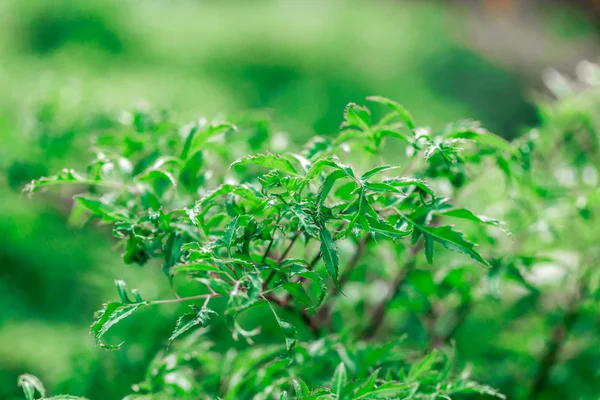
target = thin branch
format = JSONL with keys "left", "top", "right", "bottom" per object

{"left": 148, "top": 293, "right": 219, "bottom": 305}
{"left": 361, "top": 257, "right": 417, "bottom": 339}
{"left": 313, "top": 235, "right": 371, "bottom": 328}
{"left": 528, "top": 281, "right": 585, "bottom": 399}
{"left": 429, "top": 299, "right": 472, "bottom": 349}
{"left": 263, "top": 230, "right": 302, "bottom": 289}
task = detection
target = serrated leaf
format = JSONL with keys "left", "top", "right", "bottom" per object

{"left": 231, "top": 153, "right": 299, "bottom": 176}
{"left": 438, "top": 208, "right": 510, "bottom": 235}
{"left": 447, "top": 128, "right": 513, "bottom": 153}
{"left": 282, "top": 282, "right": 313, "bottom": 308}
{"left": 331, "top": 362, "right": 347, "bottom": 396}
{"left": 74, "top": 196, "right": 130, "bottom": 222}
{"left": 289, "top": 204, "right": 319, "bottom": 238}
{"left": 367, "top": 96, "right": 415, "bottom": 130}
{"left": 171, "top": 262, "right": 221, "bottom": 274}
{"left": 317, "top": 169, "right": 353, "bottom": 208}
{"left": 319, "top": 227, "right": 339, "bottom": 286}
{"left": 305, "top": 157, "right": 356, "bottom": 180}
{"left": 183, "top": 120, "right": 237, "bottom": 158}
{"left": 343, "top": 103, "right": 371, "bottom": 130}
{"left": 366, "top": 216, "right": 411, "bottom": 239}
{"left": 223, "top": 216, "right": 241, "bottom": 254}
{"left": 293, "top": 378, "right": 311, "bottom": 397}
{"left": 354, "top": 369, "right": 380, "bottom": 397}
{"left": 361, "top": 165, "right": 401, "bottom": 181}
{"left": 266, "top": 303, "right": 297, "bottom": 359}
{"left": 382, "top": 177, "right": 435, "bottom": 198}
{"left": 353, "top": 383, "right": 413, "bottom": 399}
{"left": 90, "top": 302, "right": 144, "bottom": 350}
{"left": 418, "top": 224, "right": 489, "bottom": 266}
{"left": 137, "top": 169, "right": 177, "bottom": 188}
{"left": 18, "top": 374, "right": 45, "bottom": 400}
{"left": 23, "top": 168, "right": 93, "bottom": 194}
{"left": 169, "top": 305, "right": 216, "bottom": 342}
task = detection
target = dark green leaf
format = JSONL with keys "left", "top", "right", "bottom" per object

{"left": 319, "top": 227, "right": 339, "bottom": 286}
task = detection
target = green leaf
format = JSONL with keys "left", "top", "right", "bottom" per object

{"left": 353, "top": 383, "right": 413, "bottom": 399}
{"left": 23, "top": 168, "right": 94, "bottom": 194}
{"left": 331, "top": 362, "right": 347, "bottom": 397}
{"left": 137, "top": 169, "right": 177, "bottom": 188}
{"left": 223, "top": 216, "right": 242, "bottom": 254}
{"left": 382, "top": 177, "right": 435, "bottom": 198}
{"left": 267, "top": 303, "right": 297, "bottom": 359}
{"left": 289, "top": 204, "right": 319, "bottom": 238}
{"left": 319, "top": 227, "right": 340, "bottom": 286}
{"left": 354, "top": 369, "right": 380, "bottom": 397}
{"left": 418, "top": 224, "right": 489, "bottom": 266}
{"left": 367, "top": 96, "right": 415, "bottom": 130}
{"left": 169, "top": 305, "right": 216, "bottom": 342}
{"left": 438, "top": 208, "right": 509, "bottom": 234}
{"left": 305, "top": 157, "right": 356, "bottom": 181}
{"left": 90, "top": 302, "right": 144, "bottom": 350}
{"left": 293, "top": 378, "right": 311, "bottom": 397}
{"left": 447, "top": 127, "right": 513, "bottom": 153}
{"left": 343, "top": 103, "right": 371, "bottom": 130}
{"left": 317, "top": 169, "right": 353, "bottom": 208}
{"left": 231, "top": 153, "right": 299, "bottom": 176}
{"left": 18, "top": 374, "right": 45, "bottom": 400}
{"left": 171, "top": 262, "right": 221, "bottom": 274}
{"left": 74, "top": 196, "right": 130, "bottom": 222}
{"left": 183, "top": 121, "right": 237, "bottom": 158}
{"left": 179, "top": 150, "right": 204, "bottom": 192}
{"left": 360, "top": 165, "right": 401, "bottom": 181}
{"left": 366, "top": 216, "right": 411, "bottom": 239}
{"left": 282, "top": 282, "right": 313, "bottom": 308}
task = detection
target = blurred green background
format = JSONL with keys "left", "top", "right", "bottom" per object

{"left": 1, "top": 0, "right": 598, "bottom": 398}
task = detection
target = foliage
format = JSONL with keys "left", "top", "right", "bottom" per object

{"left": 17, "top": 61, "right": 600, "bottom": 399}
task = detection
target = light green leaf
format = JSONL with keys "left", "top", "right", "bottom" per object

{"left": 289, "top": 204, "right": 319, "bottom": 238}
{"left": 331, "top": 362, "right": 347, "bottom": 397}
{"left": 74, "top": 196, "right": 130, "bottom": 222}
{"left": 343, "top": 103, "right": 371, "bottom": 130}
{"left": 382, "top": 177, "right": 435, "bottom": 198}
{"left": 169, "top": 305, "right": 216, "bottom": 342}
{"left": 90, "top": 302, "right": 145, "bottom": 350}
{"left": 293, "top": 378, "right": 311, "bottom": 397}
{"left": 171, "top": 263, "right": 221, "bottom": 274}
{"left": 361, "top": 165, "right": 401, "bottom": 181}
{"left": 353, "top": 383, "right": 413, "bottom": 399}
{"left": 305, "top": 157, "right": 356, "bottom": 180}
{"left": 367, "top": 96, "right": 415, "bottom": 130}
{"left": 18, "top": 374, "right": 45, "bottom": 400}
{"left": 419, "top": 224, "right": 489, "bottom": 266}
{"left": 231, "top": 153, "right": 299, "bottom": 176}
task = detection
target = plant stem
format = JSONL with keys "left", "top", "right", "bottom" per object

{"left": 361, "top": 248, "right": 419, "bottom": 340}
{"left": 314, "top": 235, "right": 371, "bottom": 328}
{"left": 528, "top": 281, "right": 585, "bottom": 399}
{"left": 148, "top": 293, "right": 219, "bottom": 305}
{"left": 263, "top": 230, "right": 302, "bottom": 289}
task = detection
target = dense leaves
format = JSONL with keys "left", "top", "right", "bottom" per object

{"left": 22, "top": 64, "right": 600, "bottom": 399}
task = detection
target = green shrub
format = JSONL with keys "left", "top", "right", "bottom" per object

{"left": 19, "top": 62, "right": 600, "bottom": 399}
